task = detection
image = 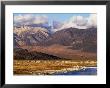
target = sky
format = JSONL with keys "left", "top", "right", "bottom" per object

{"left": 13, "top": 13, "right": 97, "bottom": 30}
{"left": 14, "top": 13, "right": 91, "bottom": 25}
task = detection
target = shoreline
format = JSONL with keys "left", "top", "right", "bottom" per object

{"left": 32, "top": 66, "right": 97, "bottom": 75}
{"left": 33, "top": 66, "right": 86, "bottom": 75}
{"left": 14, "top": 66, "right": 97, "bottom": 75}
{"left": 14, "top": 60, "right": 97, "bottom": 75}
{"left": 54, "top": 67, "right": 97, "bottom": 75}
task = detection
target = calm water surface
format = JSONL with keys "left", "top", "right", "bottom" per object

{"left": 55, "top": 67, "right": 97, "bottom": 75}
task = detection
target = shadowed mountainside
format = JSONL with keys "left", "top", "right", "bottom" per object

{"left": 14, "top": 48, "right": 66, "bottom": 60}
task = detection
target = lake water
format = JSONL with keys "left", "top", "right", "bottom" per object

{"left": 55, "top": 67, "right": 97, "bottom": 75}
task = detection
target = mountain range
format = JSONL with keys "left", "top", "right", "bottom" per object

{"left": 14, "top": 24, "right": 97, "bottom": 53}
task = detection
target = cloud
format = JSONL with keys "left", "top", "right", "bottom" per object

{"left": 70, "top": 16, "right": 87, "bottom": 26}
{"left": 87, "top": 14, "right": 97, "bottom": 28}
{"left": 14, "top": 14, "right": 97, "bottom": 32}
{"left": 14, "top": 14, "right": 48, "bottom": 26}
{"left": 33, "top": 15, "right": 48, "bottom": 24}
{"left": 54, "top": 14, "right": 97, "bottom": 32}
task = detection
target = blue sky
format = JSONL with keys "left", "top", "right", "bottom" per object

{"left": 14, "top": 13, "right": 91, "bottom": 25}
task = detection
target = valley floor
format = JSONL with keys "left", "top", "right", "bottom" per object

{"left": 21, "top": 45, "right": 97, "bottom": 60}
{"left": 13, "top": 60, "right": 97, "bottom": 75}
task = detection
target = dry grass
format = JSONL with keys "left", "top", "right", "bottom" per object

{"left": 14, "top": 45, "right": 97, "bottom": 75}
{"left": 14, "top": 59, "right": 97, "bottom": 75}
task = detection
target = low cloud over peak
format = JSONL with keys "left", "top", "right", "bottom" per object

{"left": 14, "top": 13, "right": 97, "bottom": 32}
{"left": 57, "top": 14, "right": 97, "bottom": 31}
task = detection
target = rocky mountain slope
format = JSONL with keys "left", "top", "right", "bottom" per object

{"left": 14, "top": 25, "right": 97, "bottom": 53}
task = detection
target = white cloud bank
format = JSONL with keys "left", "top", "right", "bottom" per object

{"left": 54, "top": 14, "right": 97, "bottom": 32}
{"left": 14, "top": 14, "right": 97, "bottom": 32}
{"left": 14, "top": 14, "right": 48, "bottom": 26}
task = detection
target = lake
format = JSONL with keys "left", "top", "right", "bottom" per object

{"left": 55, "top": 67, "right": 97, "bottom": 75}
